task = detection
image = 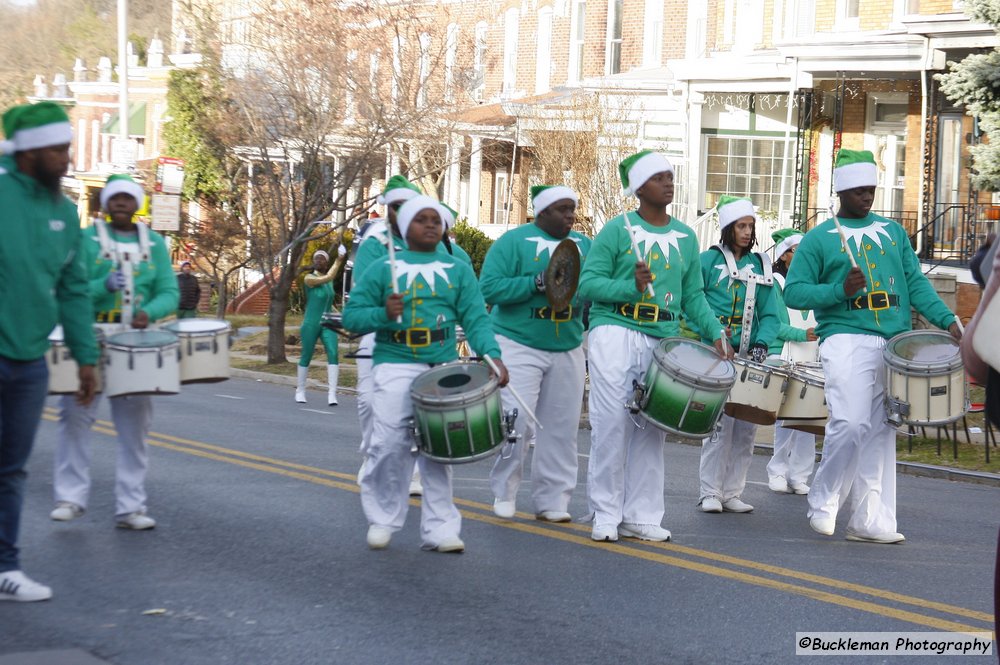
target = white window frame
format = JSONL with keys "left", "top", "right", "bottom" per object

{"left": 417, "top": 32, "right": 431, "bottom": 109}
{"left": 345, "top": 50, "right": 358, "bottom": 122}
{"left": 445, "top": 23, "right": 458, "bottom": 103}
{"left": 835, "top": 0, "right": 860, "bottom": 31}
{"left": 784, "top": 0, "right": 815, "bottom": 39}
{"left": 502, "top": 7, "right": 520, "bottom": 97}
{"left": 391, "top": 35, "right": 403, "bottom": 104}
{"left": 643, "top": 0, "right": 664, "bottom": 67}
{"left": 493, "top": 171, "right": 511, "bottom": 225}
{"left": 702, "top": 134, "right": 795, "bottom": 215}
{"left": 866, "top": 92, "right": 909, "bottom": 134}
{"left": 605, "top": 0, "right": 623, "bottom": 75}
{"left": 473, "top": 22, "right": 488, "bottom": 102}
{"left": 535, "top": 7, "right": 554, "bottom": 94}
{"left": 733, "top": 0, "right": 764, "bottom": 53}
{"left": 567, "top": 0, "right": 586, "bottom": 85}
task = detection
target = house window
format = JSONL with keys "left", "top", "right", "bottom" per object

{"left": 786, "top": 0, "right": 815, "bottom": 38}
{"left": 417, "top": 32, "right": 431, "bottom": 108}
{"left": 866, "top": 92, "right": 909, "bottom": 133}
{"left": 703, "top": 136, "right": 794, "bottom": 214}
{"left": 502, "top": 7, "right": 520, "bottom": 96}
{"left": 445, "top": 23, "right": 458, "bottom": 103}
{"left": 536, "top": 7, "right": 553, "bottom": 93}
{"left": 643, "top": 0, "right": 664, "bottom": 67}
{"left": 474, "top": 22, "right": 488, "bottom": 101}
{"left": 836, "top": 0, "right": 860, "bottom": 30}
{"left": 733, "top": 0, "right": 764, "bottom": 52}
{"left": 494, "top": 171, "right": 511, "bottom": 225}
{"left": 605, "top": 0, "right": 623, "bottom": 75}
{"left": 568, "top": 0, "right": 586, "bottom": 84}
{"left": 391, "top": 35, "right": 403, "bottom": 104}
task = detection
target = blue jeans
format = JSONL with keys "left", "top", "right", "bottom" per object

{"left": 0, "top": 356, "right": 49, "bottom": 573}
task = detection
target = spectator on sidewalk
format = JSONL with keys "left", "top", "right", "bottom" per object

{"left": 176, "top": 261, "right": 200, "bottom": 319}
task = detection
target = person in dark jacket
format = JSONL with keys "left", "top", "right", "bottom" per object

{"left": 176, "top": 261, "right": 201, "bottom": 318}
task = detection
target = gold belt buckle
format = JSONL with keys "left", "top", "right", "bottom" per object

{"left": 868, "top": 290, "right": 890, "bottom": 311}
{"left": 405, "top": 328, "right": 431, "bottom": 347}
{"left": 634, "top": 303, "right": 659, "bottom": 321}
{"left": 551, "top": 306, "right": 572, "bottom": 322}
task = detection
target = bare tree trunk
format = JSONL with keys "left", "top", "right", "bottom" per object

{"left": 266, "top": 277, "right": 293, "bottom": 364}
{"left": 215, "top": 275, "right": 228, "bottom": 319}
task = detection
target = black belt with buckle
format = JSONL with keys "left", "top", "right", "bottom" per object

{"left": 530, "top": 306, "right": 576, "bottom": 322}
{"left": 616, "top": 303, "right": 673, "bottom": 322}
{"left": 847, "top": 291, "right": 899, "bottom": 311}
{"left": 377, "top": 327, "right": 451, "bottom": 347}
{"left": 96, "top": 311, "right": 122, "bottom": 323}
{"left": 719, "top": 315, "right": 743, "bottom": 326}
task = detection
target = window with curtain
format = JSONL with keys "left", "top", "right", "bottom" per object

{"left": 606, "top": 0, "right": 623, "bottom": 74}
{"left": 568, "top": 0, "right": 586, "bottom": 84}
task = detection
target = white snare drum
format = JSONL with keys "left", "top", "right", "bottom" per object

{"left": 777, "top": 362, "right": 827, "bottom": 435}
{"left": 163, "top": 319, "right": 231, "bottom": 384}
{"left": 46, "top": 326, "right": 104, "bottom": 394}
{"left": 724, "top": 358, "right": 790, "bottom": 426}
{"left": 104, "top": 330, "right": 180, "bottom": 397}
{"left": 884, "top": 330, "right": 967, "bottom": 426}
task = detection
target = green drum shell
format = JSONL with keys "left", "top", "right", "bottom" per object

{"left": 410, "top": 363, "right": 505, "bottom": 464}
{"left": 639, "top": 338, "right": 736, "bottom": 439}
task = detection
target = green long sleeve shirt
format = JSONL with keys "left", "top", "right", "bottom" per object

{"left": 578, "top": 212, "right": 724, "bottom": 340}
{"left": 83, "top": 223, "right": 179, "bottom": 323}
{"left": 767, "top": 275, "right": 809, "bottom": 356}
{"left": 783, "top": 213, "right": 955, "bottom": 340}
{"left": 0, "top": 155, "right": 98, "bottom": 364}
{"left": 479, "top": 224, "right": 591, "bottom": 351}
{"left": 698, "top": 247, "right": 780, "bottom": 350}
{"left": 343, "top": 248, "right": 501, "bottom": 365}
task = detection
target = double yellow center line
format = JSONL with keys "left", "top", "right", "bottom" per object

{"left": 42, "top": 409, "right": 995, "bottom": 635}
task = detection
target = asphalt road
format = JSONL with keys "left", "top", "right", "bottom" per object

{"left": 1, "top": 378, "right": 996, "bottom": 664}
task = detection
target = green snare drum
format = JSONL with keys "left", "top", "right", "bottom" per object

{"left": 631, "top": 337, "right": 736, "bottom": 439}
{"left": 410, "top": 362, "right": 508, "bottom": 464}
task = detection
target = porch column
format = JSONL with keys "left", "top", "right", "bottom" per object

{"left": 468, "top": 136, "right": 482, "bottom": 226}
{"left": 446, "top": 134, "right": 463, "bottom": 212}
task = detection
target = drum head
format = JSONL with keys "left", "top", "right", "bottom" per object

{"left": 654, "top": 337, "right": 735, "bottom": 388}
{"left": 107, "top": 330, "right": 178, "bottom": 348}
{"left": 411, "top": 363, "right": 494, "bottom": 402}
{"left": 164, "top": 319, "right": 231, "bottom": 334}
{"left": 884, "top": 330, "right": 960, "bottom": 372}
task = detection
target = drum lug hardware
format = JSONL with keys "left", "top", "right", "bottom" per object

{"left": 885, "top": 397, "right": 909, "bottom": 427}
{"left": 625, "top": 380, "right": 645, "bottom": 415}
{"left": 408, "top": 418, "right": 420, "bottom": 453}
{"left": 500, "top": 409, "right": 519, "bottom": 459}
{"left": 740, "top": 367, "right": 748, "bottom": 381}
{"left": 763, "top": 372, "right": 771, "bottom": 389}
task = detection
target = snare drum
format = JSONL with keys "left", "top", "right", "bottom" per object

{"left": 724, "top": 358, "right": 790, "bottom": 426}
{"left": 777, "top": 362, "right": 828, "bottom": 435}
{"left": 163, "top": 319, "right": 231, "bottom": 384}
{"left": 634, "top": 338, "right": 735, "bottom": 439}
{"left": 320, "top": 312, "right": 343, "bottom": 331}
{"left": 410, "top": 362, "right": 506, "bottom": 463}
{"left": 104, "top": 330, "right": 180, "bottom": 398}
{"left": 884, "top": 330, "right": 967, "bottom": 426}
{"left": 46, "top": 326, "right": 104, "bottom": 394}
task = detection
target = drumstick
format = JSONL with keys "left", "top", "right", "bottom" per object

{"left": 953, "top": 315, "right": 964, "bottom": 335}
{"left": 385, "top": 229, "right": 402, "bottom": 324}
{"left": 483, "top": 354, "right": 543, "bottom": 431}
{"left": 829, "top": 203, "right": 868, "bottom": 294}
{"left": 623, "top": 214, "right": 655, "bottom": 299}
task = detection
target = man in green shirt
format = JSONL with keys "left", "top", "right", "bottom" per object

{"left": 0, "top": 102, "right": 98, "bottom": 601}
{"left": 480, "top": 185, "right": 590, "bottom": 523}
{"left": 784, "top": 149, "right": 960, "bottom": 544}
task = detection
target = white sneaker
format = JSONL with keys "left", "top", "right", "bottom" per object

{"left": 493, "top": 499, "right": 516, "bottom": 519}
{"left": 618, "top": 523, "right": 672, "bottom": 542}
{"left": 116, "top": 511, "right": 156, "bottom": 530}
{"left": 721, "top": 498, "right": 754, "bottom": 513}
{"left": 789, "top": 482, "right": 810, "bottom": 495}
{"left": 0, "top": 570, "right": 53, "bottom": 602}
{"left": 845, "top": 529, "right": 905, "bottom": 544}
{"left": 700, "top": 497, "right": 723, "bottom": 513}
{"left": 536, "top": 511, "right": 571, "bottom": 523}
{"left": 433, "top": 536, "right": 465, "bottom": 553}
{"left": 294, "top": 389, "right": 307, "bottom": 403}
{"left": 50, "top": 501, "right": 84, "bottom": 521}
{"left": 768, "top": 476, "right": 791, "bottom": 493}
{"left": 809, "top": 517, "right": 836, "bottom": 536}
{"left": 367, "top": 525, "right": 392, "bottom": 550}
{"left": 591, "top": 524, "right": 619, "bottom": 542}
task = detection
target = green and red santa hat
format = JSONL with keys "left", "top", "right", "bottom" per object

{"left": 100, "top": 173, "right": 145, "bottom": 210}
{"left": 378, "top": 175, "right": 422, "bottom": 206}
{"left": 716, "top": 195, "right": 757, "bottom": 230}
{"left": 1, "top": 101, "right": 73, "bottom": 155}
{"left": 531, "top": 184, "right": 578, "bottom": 215}
{"left": 618, "top": 150, "right": 673, "bottom": 197}
{"left": 771, "top": 227, "right": 804, "bottom": 257}
{"left": 833, "top": 149, "right": 877, "bottom": 192}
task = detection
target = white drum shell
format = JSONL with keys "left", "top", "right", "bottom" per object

{"left": 724, "top": 358, "right": 789, "bottom": 425}
{"left": 164, "top": 319, "right": 231, "bottom": 384}
{"left": 104, "top": 333, "right": 180, "bottom": 397}
{"left": 46, "top": 326, "right": 103, "bottom": 395}
{"left": 777, "top": 364, "right": 827, "bottom": 421}
{"left": 883, "top": 330, "right": 967, "bottom": 426}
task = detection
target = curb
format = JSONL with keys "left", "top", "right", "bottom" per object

{"left": 229, "top": 367, "right": 359, "bottom": 395}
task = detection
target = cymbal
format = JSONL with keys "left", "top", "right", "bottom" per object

{"left": 545, "top": 238, "right": 581, "bottom": 312}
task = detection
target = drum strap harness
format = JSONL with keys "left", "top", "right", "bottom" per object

{"left": 95, "top": 221, "right": 152, "bottom": 330}
{"left": 714, "top": 245, "right": 772, "bottom": 359}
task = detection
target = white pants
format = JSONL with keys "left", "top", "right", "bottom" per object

{"left": 55, "top": 394, "right": 152, "bottom": 516}
{"left": 489, "top": 335, "right": 585, "bottom": 514}
{"left": 359, "top": 363, "right": 461, "bottom": 548}
{"left": 699, "top": 414, "right": 757, "bottom": 502}
{"left": 809, "top": 334, "right": 898, "bottom": 535}
{"left": 355, "top": 332, "right": 375, "bottom": 457}
{"left": 767, "top": 424, "right": 816, "bottom": 485}
{"left": 586, "top": 325, "right": 667, "bottom": 528}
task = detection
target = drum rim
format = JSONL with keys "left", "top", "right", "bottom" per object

{"left": 410, "top": 363, "right": 498, "bottom": 406}
{"left": 653, "top": 337, "right": 736, "bottom": 388}
{"left": 163, "top": 319, "right": 232, "bottom": 335}
{"left": 883, "top": 330, "right": 962, "bottom": 374}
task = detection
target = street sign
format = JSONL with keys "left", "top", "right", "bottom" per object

{"left": 151, "top": 193, "right": 181, "bottom": 231}
{"left": 156, "top": 156, "right": 185, "bottom": 194}
{"left": 110, "top": 138, "right": 138, "bottom": 169}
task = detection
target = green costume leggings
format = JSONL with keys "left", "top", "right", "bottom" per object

{"left": 298, "top": 321, "right": 339, "bottom": 367}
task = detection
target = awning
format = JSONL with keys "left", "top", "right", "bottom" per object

{"left": 102, "top": 102, "right": 147, "bottom": 137}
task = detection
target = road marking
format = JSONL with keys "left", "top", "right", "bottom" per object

{"left": 43, "top": 410, "right": 994, "bottom": 631}
{"left": 215, "top": 394, "right": 245, "bottom": 400}
{"left": 301, "top": 408, "right": 334, "bottom": 415}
